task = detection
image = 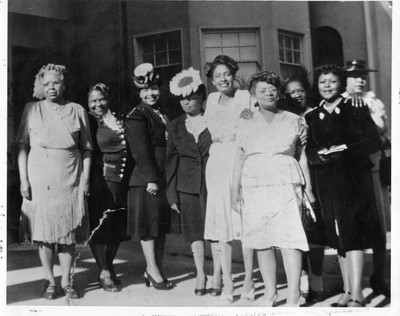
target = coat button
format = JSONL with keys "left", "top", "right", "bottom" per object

{"left": 122, "top": 157, "right": 127, "bottom": 162}
{"left": 121, "top": 140, "right": 126, "bottom": 145}
{"left": 121, "top": 163, "right": 126, "bottom": 167}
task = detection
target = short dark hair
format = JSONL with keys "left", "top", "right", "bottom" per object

{"left": 204, "top": 55, "right": 239, "bottom": 78}
{"left": 313, "top": 64, "right": 345, "bottom": 84}
{"left": 281, "top": 76, "right": 307, "bottom": 95}
{"left": 248, "top": 71, "right": 281, "bottom": 95}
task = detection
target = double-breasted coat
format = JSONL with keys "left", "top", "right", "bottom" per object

{"left": 165, "top": 113, "right": 212, "bottom": 241}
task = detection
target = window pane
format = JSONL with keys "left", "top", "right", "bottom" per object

{"left": 142, "top": 54, "right": 154, "bottom": 64}
{"left": 278, "top": 34, "right": 284, "bottom": 48}
{"left": 223, "top": 47, "right": 240, "bottom": 60}
{"left": 168, "top": 31, "right": 181, "bottom": 49}
{"left": 284, "top": 36, "right": 292, "bottom": 49}
{"left": 222, "top": 33, "right": 239, "bottom": 47}
{"left": 205, "top": 48, "right": 222, "bottom": 62}
{"left": 239, "top": 32, "right": 256, "bottom": 46}
{"left": 204, "top": 33, "right": 221, "bottom": 47}
{"left": 285, "top": 50, "right": 293, "bottom": 63}
{"left": 294, "top": 51, "right": 301, "bottom": 64}
{"left": 279, "top": 48, "right": 284, "bottom": 61}
{"left": 293, "top": 37, "right": 300, "bottom": 50}
{"left": 155, "top": 52, "right": 168, "bottom": 66}
{"left": 142, "top": 40, "right": 153, "bottom": 54}
{"left": 155, "top": 37, "right": 167, "bottom": 52}
{"left": 240, "top": 47, "right": 257, "bottom": 61}
{"left": 169, "top": 49, "right": 182, "bottom": 64}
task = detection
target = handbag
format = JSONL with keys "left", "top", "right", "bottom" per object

{"left": 301, "top": 190, "right": 316, "bottom": 231}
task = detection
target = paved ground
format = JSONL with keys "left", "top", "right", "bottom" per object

{"left": 4, "top": 233, "right": 394, "bottom": 315}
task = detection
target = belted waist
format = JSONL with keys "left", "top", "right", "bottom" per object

{"left": 212, "top": 137, "right": 236, "bottom": 143}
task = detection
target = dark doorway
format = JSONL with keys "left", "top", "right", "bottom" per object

{"left": 311, "top": 26, "right": 344, "bottom": 67}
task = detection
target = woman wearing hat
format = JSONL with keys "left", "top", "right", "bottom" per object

{"left": 166, "top": 67, "right": 213, "bottom": 295}
{"left": 125, "top": 63, "right": 172, "bottom": 290}
{"left": 343, "top": 60, "right": 390, "bottom": 297}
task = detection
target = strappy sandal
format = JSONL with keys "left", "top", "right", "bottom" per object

{"left": 43, "top": 280, "right": 57, "bottom": 300}
{"left": 61, "top": 284, "right": 80, "bottom": 299}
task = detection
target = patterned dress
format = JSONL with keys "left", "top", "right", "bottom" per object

{"left": 236, "top": 111, "right": 309, "bottom": 251}
{"left": 17, "top": 100, "right": 92, "bottom": 244}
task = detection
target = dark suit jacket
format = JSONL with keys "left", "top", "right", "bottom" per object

{"left": 305, "top": 98, "right": 381, "bottom": 170}
{"left": 165, "top": 113, "right": 212, "bottom": 205}
{"left": 125, "top": 102, "right": 167, "bottom": 187}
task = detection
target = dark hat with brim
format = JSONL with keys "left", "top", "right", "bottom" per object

{"left": 133, "top": 63, "right": 161, "bottom": 89}
{"left": 343, "top": 60, "right": 377, "bottom": 73}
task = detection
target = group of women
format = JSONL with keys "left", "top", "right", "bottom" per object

{"left": 16, "top": 55, "right": 387, "bottom": 307}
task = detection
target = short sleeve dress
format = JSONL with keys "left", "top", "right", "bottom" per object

{"left": 203, "top": 90, "right": 254, "bottom": 242}
{"left": 236, "top": 111, "right": 309, "bottom": 251}
{"left": 16, "top": 100, "right": 92, "bottom": 244}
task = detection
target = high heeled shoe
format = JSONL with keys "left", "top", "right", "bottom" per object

{"left": 240, "top": 284, "right": 255, "bottom": 301}
{"left": 43, "top": 280, "right": 57, "bottom": 300}
{"left": 144, "top": 271, "right": 172, "bottom": 290}
{"left": 210, "top": 277, "right": 222, "bottom": 296}
{"left": 263, "top": 292, "right": 278, "bottom": 307}
{"left": 194, "top": 277, "right": 207, "bottom": 296}
{"left": 284, "top": 295, "right": 304, "bottom": 307}
{"left": 347, "top": 299, "right": 366, "bottom": 307}
{"left": 220, "top": 291, "right": 234, "bottom": 303}
{"left": 370, "top": 274, "right": 390, "bottom": 297}
{"left": 330, "top": 290, "right": 351, "bottom": 307}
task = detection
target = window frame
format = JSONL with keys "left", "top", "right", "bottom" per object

{"left": 278, "top": 29, "right": 304, "bottom": 67}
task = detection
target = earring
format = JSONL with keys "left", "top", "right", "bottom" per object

{"left": 276, "top": 97, "right": 280, "bottom": 100}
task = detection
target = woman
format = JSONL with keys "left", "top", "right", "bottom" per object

{"left": 17, "top": 63, "right": 92, "bottom": 299}
{"left": 203, "top": 55, "right": 261, "bottom": 301}
{"left": 231, "top": 71, "right": 313, "bottom": 306}
{"left": 282, "top": 77, "right": 327, "bottom": 303}
{"left": 125, "top": 63, "right": 172, "bottom": 290}
{"left": 305, "top": 64, "right": 382, "bottom": 307}
{"left": 87, "top": 83, "right": 132, "bottom": 292}
{"left": 166, "top": 68, "right": 213, "bottom": 295}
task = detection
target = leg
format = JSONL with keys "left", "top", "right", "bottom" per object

{"left": 219, "top": 241, "right": 234, "bottom": 296}
{"left": 306, "top": 246, "right": 325, "bottom": 302}
{"left": 141, "top": 237, "right": 163, "bottom": 283}
{"left": 332, "top": 254, "right": 352, "bottom": 306}
{"left": 191, "top": 240, "right": 206, "bottom": 290}
{"left": 89, "top": 242, "right": 110, "bottom": 278}
{"left": 210, "top": 241, "right": 222, "bottom": 293}
{"left": 300, "top": 252, "right": 309, "bottom": 295}
{"left": 241, "top": 245, "right": 254, "bottom": 294}
{"left": 346, "top": 250, "right": 365, "bottom": 307}
{"left": 257, "top": 248, "right": 277, "bottom": 302}
{"left": 155, "top": 234, "right": 166, "bottom": 278}
{"left": 38, "top": 242, "right": 56, "bottom": 285}
{"left": 281, "top": 248, "right": 302, "bottom": 305}
{"left": 57, "top": 244, "right": 75, "bottom": 288}
{"left": 105, "top": 241, "right": 121, "bottom": 273}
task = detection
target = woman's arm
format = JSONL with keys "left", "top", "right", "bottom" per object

{"left": 298, "top": 147, "right": 315, "bottom": 203}
{"left": 231, "top": 147, "right": 246, "bottom": 213}
{"left": 165, "top": 125, "right": 180, "bottom": 211}
{"left": 82, "top": 149, "right": 91, "bottom": 196}
{"left": 18, "top": 144, "right": 31, "bottom": 200}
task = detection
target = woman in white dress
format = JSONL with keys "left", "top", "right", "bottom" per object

{"left": 203, "top": 55, "right": 256, "bottom": 301}
{"left": 231, "top": 71, "right": 314, "bottom": 306}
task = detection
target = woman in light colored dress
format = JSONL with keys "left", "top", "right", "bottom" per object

{"left": 17, "top": 64, "right": 92, "bottom": 299}
{"left": 203, "top": 55, "right": 256, "bottom": 301}
{"left": 231, "top": 71, "right": 313, "bottom": 306}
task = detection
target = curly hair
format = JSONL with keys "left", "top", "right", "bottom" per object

{"left": 204, "top": 55, "right": 239, "bottom": 78}
{"left": 33, "top": 63, "right": 66, "bottom": 100}
{"left": 248, "top": 71, "right": 281, "bottom": 96}
{"left": 87, "top": 82, "right": 110, "bottom": 100}
{"left": 313, "top": 64, "right": 345, "bottom": 84}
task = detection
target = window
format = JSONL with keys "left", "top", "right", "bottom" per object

{"left": 202, "top": 29, "right": 261, "bottom": 91}
{"left": 278, "top": 31, "right": 303, "bottom": 77}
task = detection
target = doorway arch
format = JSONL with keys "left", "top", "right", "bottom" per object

{"left": 312, "top": 26, "right": 344, "bottom": 67}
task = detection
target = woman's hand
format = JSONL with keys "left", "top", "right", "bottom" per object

{"left": 20, "top": 179, "right": 32, "bottom": 201}
{"left": 170, "top": 203, "right": 180, "bottom": 214}
{"left": 318, "top": 149, "right": 331, "bottom": 163}
{"left": 83, "top": 179, "right": 90, "bottom": 197}
{"left": 230, "top": 186, "right": 241, "bottom": 214}
{"left": 305, "top": 189, "right": 316, "bottom": 204}
{"left": 147, "top": 182, "right": 159, "bottom": 195}
{"left": 240, "top": 109, "right": 254, "bottom": 120}
{"left": 344, "top": 94, "right": 366, "bottom": 107}
{"left": 298, "top": 124, "right": 309, "bottom": 145}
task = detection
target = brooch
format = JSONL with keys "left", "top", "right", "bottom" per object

{"left": 319, "top": 112, "right": 325, "bottom": 120}
{"left": 335, "top": 107, "right": 340, "bottom": 114}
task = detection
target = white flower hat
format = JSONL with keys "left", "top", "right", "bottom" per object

{"left": 170, "top": 67, "right": 203, "bottom": 97}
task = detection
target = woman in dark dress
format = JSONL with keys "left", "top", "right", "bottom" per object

{"left": 166, "top": 68, "right": 213, "bottom": 295}
{"left": 87, "top": 83, "right": 132, "bottom": 292}
{"left": 305, "top": 64, "right": 382, "bottom": 307}
{"left": 125, "top": 63, "right": 172, "bottom": 290}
